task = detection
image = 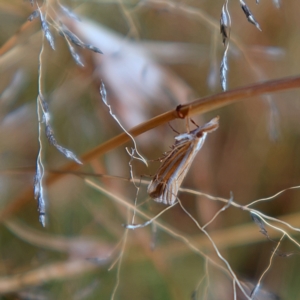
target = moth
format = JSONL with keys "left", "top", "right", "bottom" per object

{"left": 147, "top": 117, "right": 219, "bottom": 205}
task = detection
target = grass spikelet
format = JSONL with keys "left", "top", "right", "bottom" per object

{"left": 240, "top": 0, "right": 262, "bottom": 31}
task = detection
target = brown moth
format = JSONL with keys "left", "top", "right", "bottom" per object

{"left": 147, "top": 117, "right": 219, "bottom": 205}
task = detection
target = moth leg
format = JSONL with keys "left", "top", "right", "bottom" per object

{"left": 186, "top": 117, "right": 191, "bottom": 133}
{"left": 186, "top": 117, "right": 199, "bottom": 133}
{"left": 168, "top": 122, "right": 180, "bottom": 134}
{"left": 190, "top": 118, "right": 199, "bottom": 128}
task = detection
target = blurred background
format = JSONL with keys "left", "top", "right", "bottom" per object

{"left": 1, "top": 0, "right": 300, "bottom": 299}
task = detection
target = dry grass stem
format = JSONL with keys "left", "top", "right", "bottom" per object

{"left": 85, "top": 178, "right": 254, "bottom": 299}
{"left": 0, "top": 260, "right": 98, "bottom": 294}
{"left": 250, "top": 234, "right": 285, "bottom": 298}
{"left": 1, "top": 74, "right": 300, "bottom": 223}
{"left": 110, "top": 211, "right": 130, "bottom": 300}
{"left": 100, "top": 81, "right": 148, "bottom": 166}
{"left": 178, "top": 200, "right": 252, "bottom": 299}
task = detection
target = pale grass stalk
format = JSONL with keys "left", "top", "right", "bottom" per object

{"left": 110, "top": 209, "right": 130, "bottom": 300}
{"left": 192, "top": 259, "right": 209, "bottom": 299}
{"left": 106, "top": 239, "right": 126, "bottom": 271}
{"left": 117, "top": 0, "right": 139, "bottom": 39}
{"left": 5, "top": 219, "right": 116, "bottom": 259}
{"left": 85, "top": 178, "right": 245, "bottom": 285}
{"left": 245, "top": 185, "right": 300, "bottom": 207}
{"left": 181, "top": 186, "right": 300, "bottom": 246}
{"left": 203, "top": 258, "right": 210, "bottom": 299}
{"left": 250, "top": 234, "right": 285, "bottom": 299}
{"left": 108, "top": 255, "right": 120, "bottom": 272}
{"left": 85, "top": 179, "right": 191, "bottom": 244}
{"left": 34, "top": 171, "right": 300, "bottom": 232}
{"left": 100, "top": 82, "right": 147, "bottom": 166}
{"left": 177, "top": 200, "right": 251, "bottom": 300}
{"left": 127, "top": 149, "right": 140, "bottom": 189}
{"left": 182, "top": 185, "right": 300, "bottom": 235}
{"left": 125, "top": 203, "right": 177, "bottom": 229}
{"left": 128, "top": 148, "right": 141, "bottom": 225}
{"left": 8, "top": 168, "right": 300, "bottom": 249}
{"left": 192, "top": 263, "right": 209, "bottom": 300}
{"left": 233, "top": 279, "right": 237, "bottom": 300}
{"left": 158, "top": 210, "right": 300, "bottom": 259}
{"left": 249, "top": 209, "right": 300, "bottom": 233}
{"left": 202, "top": 192, "right": 233, "bottom": 229}
{"left": 248, "top": 211, "right": 300, "bottom": 249}
{"left": 86, "top": 177, "right": 252, "bottom": 299}
{"left": 0, "top": 259, "right": 98, "bottom": 294}
{"left": 7, "top": 168, "right": 300, "bottom": 248}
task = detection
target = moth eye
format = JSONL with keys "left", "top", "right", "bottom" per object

{"left": 196, "top": 132, "right": 204, "bottom": 138}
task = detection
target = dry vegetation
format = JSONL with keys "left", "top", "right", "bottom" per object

{"left": 1, "top": 0, "right": 300, "bottom": 299}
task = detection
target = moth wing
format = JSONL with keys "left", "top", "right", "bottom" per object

{"left": 147, "top": 178, "right": 165, "bottom": 203}
{"left": 148, "top": 116, "right": 219, "bottom": 205}
{"left": 163, "top": 140, "right": 202, "bottom": 204}
{"left": 148, "top": 141, "right": 190, "bottom": 204}
{"left": 163, "top": 176, "right": 179, "bottom": 205}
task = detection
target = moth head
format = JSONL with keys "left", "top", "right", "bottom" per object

{"left": 196, "top": 131, "right": 204, "bottom": 138}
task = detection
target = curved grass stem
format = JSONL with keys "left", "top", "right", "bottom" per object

{"left": 1, "top": 75, "right": 300, "bottom": 221}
